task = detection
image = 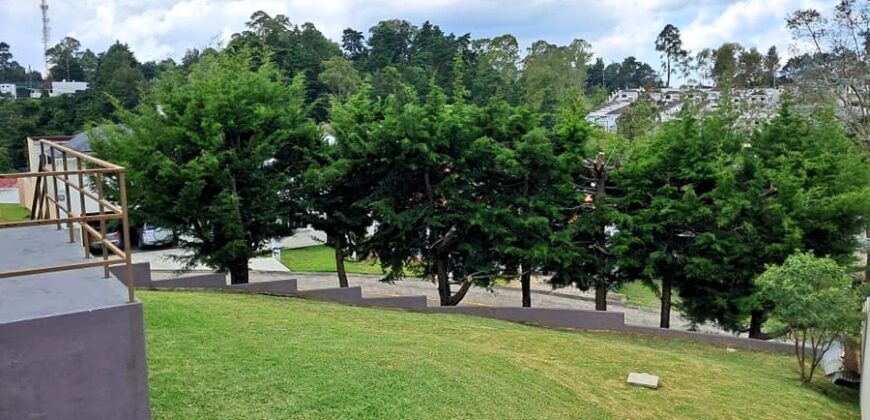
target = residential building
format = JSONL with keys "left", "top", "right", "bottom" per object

{"left": 49, "top": 80, "right": 89, "bottom": 96}
{"left": 586, "top": 86, "right": 782, "bottom": 132}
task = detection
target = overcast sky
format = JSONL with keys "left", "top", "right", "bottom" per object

{"left": 0, "top": 0, "right": 827, "bottom": 74}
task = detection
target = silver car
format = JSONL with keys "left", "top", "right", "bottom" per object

{"left": 138, "top": 223, "right": 175, "bottom": 248}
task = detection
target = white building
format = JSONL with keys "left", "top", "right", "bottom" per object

{"left": 586, "top": 86, "right": 782, "bottom": 132}
{"left": 50, "top": 81, "right": 89, "bottom": 97}
{"left": 0, "top": 83, "right": 16, "bottom": 98}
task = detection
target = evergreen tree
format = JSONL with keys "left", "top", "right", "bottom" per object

{"left": 92, "top": 51, "right": 321, "bottom": 284}
{"left": 615, "top": 112, "right": 725, "bottom": 328}
{"left": 304, "top": 85, "right": 382, "bottom": 287}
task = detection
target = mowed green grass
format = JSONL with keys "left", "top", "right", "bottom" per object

{"left": 141, "top": 291, "right": 858, "bottom": 420}
{"left": 280, "top": 245, "right": 384, "bottom": 275}
{"left": 617, "top": 281, "right": 664, "bottom": 309}
{"left": 0, "top": 203, "right": 29, "bottom": 223}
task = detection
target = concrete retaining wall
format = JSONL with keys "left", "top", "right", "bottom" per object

{"left": 426, "top": 306, "right": 626, "bottom": 331}
{"left": 296, "top": 286, "right": 363, "bottom": 303}
{"left": 121, "top": 263, "right": 794, "bottom": 355}
{"left": 228, "top": 279, "right": 299, "bottom": 295}
{"left": 360, "top": 295, "right": 429, "bottom": 310}
{"left": 0, "top": 303, "right": 151, "bottom": 420}
{"left": 623, "top": 326, "right": 793, "bottom": 354}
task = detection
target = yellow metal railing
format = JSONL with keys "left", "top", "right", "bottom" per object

{"left": 0, "top": 138, "right": 134, "bottom": 303}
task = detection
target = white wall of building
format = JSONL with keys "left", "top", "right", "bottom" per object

{"left": 0, "top": 188, "right": 18, "bottom": 204}
{"left": 50, "top": 81, "right": 89, "bottom": 97}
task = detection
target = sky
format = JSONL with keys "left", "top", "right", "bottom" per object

{"left": 0, "top": 0, "right": 829, "bottom": 74}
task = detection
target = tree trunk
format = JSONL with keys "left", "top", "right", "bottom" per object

{"left": 334, "top": 235, "right": 349, "bottom": 288}
{"left": 666, "top": 55, "right": 671, "bottom": 88}
{"left": 229, "top": 262, "right": 249, "bottom": 285}
{"left": 659, "top": 273, "right": 671, "bottom": 328}
{"left": 446, "top": 279, "right": 474, "bottom": 306}
{"left": 748, "top": 310, "right": 768, "bottom": 339}
{"left": 521, "top": 267, "right": 531, "bottom": 308}
{"left": 436, "top": 254, "right": 451, "bottom": 306}
{"left": 595, "top": 283, "right": 607, "bottom": 311}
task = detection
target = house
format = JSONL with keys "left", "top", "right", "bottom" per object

{"left": 0, "top": 83, "right": 16, "bottom": 98}
{"left": 49, "top": 80, "right": 88, "bottom": 97}
{"left": 586, "top": 86, "right": 783, "bottom": 132}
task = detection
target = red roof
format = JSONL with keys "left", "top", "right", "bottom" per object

{"left": 0, "top": 179, "right": 18, "bottom": 188}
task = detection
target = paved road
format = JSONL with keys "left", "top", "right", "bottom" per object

{"left": 152, "top": 269, "right": 728, "bottom": 334}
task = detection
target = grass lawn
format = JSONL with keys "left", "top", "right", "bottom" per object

{"left": 280, "top": 245, "right": 384, "bottom": 275}
{"left": 142, "top": 290, "right": 858, "bottom": 419}
{"left": 0, "top": 203, "right": 29, "bottom": 223}
{"left": 617, "top": 281, "right": 662, "bottom": 309}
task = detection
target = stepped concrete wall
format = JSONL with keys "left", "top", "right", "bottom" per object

{"left": 120, "top": 262, "right": 794, "bottom": 354}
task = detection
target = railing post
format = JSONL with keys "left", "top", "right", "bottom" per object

{"left": 94, "top": 173, "right": 109, "bottom": 278}
{"left": 61, "top": 151, "right": 74, "bottom": 243}
{"left": 48, "top": 145, "right": 61, "bottom": 229}
{"left": 119, "top": 171, "right": 134, "bottom": 303}
{"left": 77, "top": 157, "right": 90, "bottom": 258}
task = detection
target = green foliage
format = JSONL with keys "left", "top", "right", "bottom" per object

{"left": 631, "top": 103, "right": 870, "bottom": 333}
{"left": 92, "top": 51, "right": 320, "bottom": 283}
{"left": 757, "top": 251, "right": 861, "bottom": 382}
{"left": 357, "top": 83, "right": 519, "bottom": 304}
{"left": 587, "top": 56, "right": 658, "bottom": 91}
{"left": 303, "top": 85, "right": 383, "bottom": 286}
{"left": 520, "top": 39, "right": 592, "bottom": 114}
{"left": 0, "top": 146, "right": 12, "bottom": 172}
{"left": 614, "top": 111, "right": 729, "bottom": 327}
{"left": 616, "top": 93, "right": 659, "bottom": 140}
{"left": 654, "top": 24, "right": 688, "bottom": 88}
{"left": 46, "top": 37, "right": 85, "bottom": 81}
{"left": 470, "top": 35, "right": 520, "bottom": 103}
{"left": 318, "top": 56, "right": 362, "bottom": 99}
{"left": 94, "top": 42, "right": 144, "bottom": 108}
{"left": 546, "top": 100, "right": 630, "bottom": 309}
{"left": 0, "top": 41, "right": 42, "bottom": 82}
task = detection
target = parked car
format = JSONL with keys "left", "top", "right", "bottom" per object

{"left": 136, "top": 223, "right": 175, "bottom": 249}
{"left": 87, "top": 218, "right": 122, "bottom": 252}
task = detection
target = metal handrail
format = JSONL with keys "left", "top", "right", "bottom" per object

{"left": 0, "top": 138, "right": 135, "bottom": 303}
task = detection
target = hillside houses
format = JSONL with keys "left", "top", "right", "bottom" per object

{"left": 586, "top": 87, "right": 782, "bottom": 132}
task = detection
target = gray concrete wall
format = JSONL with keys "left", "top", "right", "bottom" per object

{"left": 360, "top": 295, "right": 429, "bottom": 310}
{"left": 623, "top": 326, "right": 793, "bottom": 354}
{"left": 296, "top": 286, "right": 363, "bottom": 303}
{"left": 426, "top": 306, "right": 626, "bottom": 331}
{"left": 0, "top": 303, "right": 151, "bottom": 420}
{"left": 0, "top": 187, "right": 18, "bottom": 204}
{"left": 126, "top": 264, "right": 794, "bottom": 355}
{"left": 228, "top": 279, "right": 299, "bottom": 295}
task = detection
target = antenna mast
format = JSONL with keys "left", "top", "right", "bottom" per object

{"left": 40, "top": 0, "right": 51, "bottom": 88}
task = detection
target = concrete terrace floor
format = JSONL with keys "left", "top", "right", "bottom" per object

{"left": 0, "top": 226, "right": 130, "bottom": 323}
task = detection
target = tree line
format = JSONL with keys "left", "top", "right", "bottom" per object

{"left": 1, "top": 13, "right": 792, "bottom": 173}
{"left": 93, "top": 45, "right": 868, "bottom": 339}
{"left": 3, "top": 5, "right": 869, "bottom": 346}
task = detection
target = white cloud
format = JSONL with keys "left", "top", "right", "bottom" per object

{"left": 0, "top": 0, "right": 832, "bottom": 73}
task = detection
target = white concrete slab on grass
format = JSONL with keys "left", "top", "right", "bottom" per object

{"left": 627, "top": 372, "right": 660, "bottom": 389}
